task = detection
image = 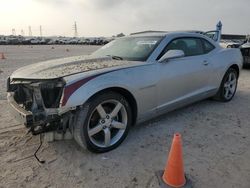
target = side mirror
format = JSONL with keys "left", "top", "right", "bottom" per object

{"left": 159, "top": 50, "right": 185, "bottom": 62}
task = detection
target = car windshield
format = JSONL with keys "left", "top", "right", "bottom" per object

{"left": 91, "top": 36, "right": 163, "bottom": 61}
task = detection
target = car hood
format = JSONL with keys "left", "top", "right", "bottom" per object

{"left": 10, "top": 55, "right": 145, "bottom": 80}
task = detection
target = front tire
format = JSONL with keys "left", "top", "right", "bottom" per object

{"left": 73, "top": 92, "right": 132, "bottom": 153}
{"left": 214, "top": 68, "right": 238, "bottom": 102}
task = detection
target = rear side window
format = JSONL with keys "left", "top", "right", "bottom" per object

{"left": 182, "top": 38, "right": 204, "bottom": 56}
{"left": 202, "top": 39, "right": 215, "bottom": 53}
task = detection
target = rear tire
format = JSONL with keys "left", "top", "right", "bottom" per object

{"left": 213, "top": 68, "right": 238, "bottom": 102}
{"left": 73, "top": 92, "right": 132, "bottom": 153}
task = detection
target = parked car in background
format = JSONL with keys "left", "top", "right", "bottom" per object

{"left": 0, "top": 35, "right": 8, "bottom": 44}
{"left": 240, "top": 42, "right": 250, "bottom": 67}
{"left": 0, "top": 35, "right": 112, "bottom": 45}
{"left": 7, "top": 28, "right": 243, "bottom": 152}
{"left": 220, "top": 39, "right": 245, "bottom": 48}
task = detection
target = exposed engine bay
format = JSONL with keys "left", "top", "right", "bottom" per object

{"left": 7, "top": 78, "right": 75, "bottom": 135}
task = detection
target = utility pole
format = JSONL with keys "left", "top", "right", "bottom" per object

{"left": 73, "top": 21, "right": 78, "bottom": 37}
{"left": 39, "top": 25, "right": 42, "bottom": 37}
{"left": 12, "top": 28, "right": 16, "bottom": 35}
{"left": 21, "top": 29, "right": 25, "bottom": 36}
{"left": 28, "top": 26, "right": 32, "bottom": 37}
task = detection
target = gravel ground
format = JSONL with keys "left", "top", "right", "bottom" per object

{"left": 0, "top": 45, "right": 250, "bottom": 188}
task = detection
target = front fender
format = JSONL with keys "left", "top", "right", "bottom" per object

{"left": 60, "top": 64, "right": 158, "bottom": 120}
{"left": 62, "top": 71, "right": 136, "bottom": 109}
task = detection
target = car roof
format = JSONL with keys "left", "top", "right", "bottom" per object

{"left": 127, "top": 30, "right": 221, "bottom": 49}
{"left": 129, "top": 30, "right": 204, "bottom": 37}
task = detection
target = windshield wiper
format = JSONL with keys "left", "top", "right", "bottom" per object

{"left": 106, "top": 55, "right": 123, "bottom": 60}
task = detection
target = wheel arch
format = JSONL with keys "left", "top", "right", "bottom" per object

{"left": 218, "top": 64, "right": 240, "bottom": 87}
{"left": 229, "top": 64, "right": 240, "bottom": 78}
{"left": 86, "top": 87, "right": 138, "bottom": 125}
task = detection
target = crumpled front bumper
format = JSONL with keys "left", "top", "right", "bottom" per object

{"left": 7, "top": 92, "right": 33, "bottom": 127}
{"left": 7, "top": 92, "right": 65, "bottom": 135}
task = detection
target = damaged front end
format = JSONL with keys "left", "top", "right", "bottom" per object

{"left": 7, "top": 77, "right": 74, "bottom": 135}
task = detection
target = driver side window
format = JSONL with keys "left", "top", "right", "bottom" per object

{"left": 157, "top": 37, "right": 204, "bottom": 60}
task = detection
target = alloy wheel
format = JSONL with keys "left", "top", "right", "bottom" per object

{"left": 87, "top": 99, "right": 128, "bottom": 148}
{"left": 223, "top": 72, "right": 237, "bottom": 100}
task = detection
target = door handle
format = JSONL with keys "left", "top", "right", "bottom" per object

{"left": 203, "top": 60, "right": 209, "bottom": 66}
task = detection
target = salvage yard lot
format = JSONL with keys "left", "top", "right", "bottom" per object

{"left": 0, "top": 45, "right": 250, "bottom": 188}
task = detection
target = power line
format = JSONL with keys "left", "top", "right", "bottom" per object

{"left": 39, "top": 25, "right": 42, "bottom": 37}
{"left": 73, "top": 21, "right": 78, "bottom": 37}
{"left": 28, "top": 26, "right": 32, "bottom": 37}
{"left": 21, "top": 29, "right": 25, "bottom": 36}
{"left": 12, "top": 28, "right": 16, "bottom": 35}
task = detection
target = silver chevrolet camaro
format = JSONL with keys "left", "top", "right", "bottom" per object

{"left": 7, "top": 31, "right": 243, "bottom": 152}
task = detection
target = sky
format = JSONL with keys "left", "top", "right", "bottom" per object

{"left": 0, "top": 0, "right": 249, "bottom": 37}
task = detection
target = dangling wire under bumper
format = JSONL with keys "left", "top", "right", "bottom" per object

{"left": 34, "top": 134, "right": 45, "bottom": 164}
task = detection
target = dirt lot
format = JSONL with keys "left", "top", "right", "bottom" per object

{"left": 0, "top": 45, "right": 250, "bottom": 188}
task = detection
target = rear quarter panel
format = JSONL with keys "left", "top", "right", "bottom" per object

{"left": 210, "top": 48, "right": 243, "bottom": 88}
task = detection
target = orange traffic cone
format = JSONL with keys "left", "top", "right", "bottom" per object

{"left": 163, "top": 133, "right": 186, "bottom": 187}
{"left": 1, "top": 52, "right": 5, "bottom": 59}
{"left": 156, "top": 133, "right": 192, "bottom": 188}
